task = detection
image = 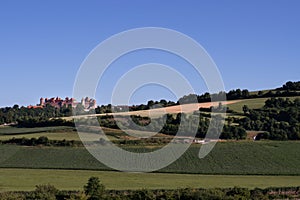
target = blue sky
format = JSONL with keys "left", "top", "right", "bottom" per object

{"left": 0, "top": 0, "right": 299, "bottom": 107}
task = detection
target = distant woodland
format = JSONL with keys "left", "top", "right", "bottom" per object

{"left": 0, "top": 81, "right": 299, "bottom": 141}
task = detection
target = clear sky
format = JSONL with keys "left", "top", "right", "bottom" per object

{"left": 0, "top": 0, "right": 299, "bottom": 107}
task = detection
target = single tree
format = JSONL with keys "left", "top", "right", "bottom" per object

{"left": 84, "top": 177, "right": 105, "bottom": 200}
{"left": 242, "top": 105, "right": 249, "bottom": 114}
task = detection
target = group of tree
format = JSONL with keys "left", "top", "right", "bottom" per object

{"left": 17, "top": 118, "right": 74, "bottom": 128}
{"left": 239, "top": 98, "right": 300, "bottom": 140}
{"left": 1, "top": 136, "right": 81, "bottom": 147}
{"left": 0, "top": 104, "right": 74, "bottom": 126}
{"left": 79, "top": 81, "right": 300, "bottom": 114}
{"left": 279, "top": 81, "right": 300, "bottom": 91}
{"left": 90, "top": 96, "right": 300, "bottom": 141}
{"left": 1, "top": 176, "right": 300, "bottom": 199}
{"left": 94, "top": 100, "right": 177, "bottom": 114}
{"left": 76, "top": 112, "right": 247, "bottom": 140}
{"left": 178, "top": 81, "right": 300, "bottom": 104}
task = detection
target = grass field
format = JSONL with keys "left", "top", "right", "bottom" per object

{"left": 0, "top": 131, "right": 81, "bottom": 141}
{"left": 228, "top": 98, "right": 268, "bottom": 113}
{"left": 0, "top": 168, "right": 300, "bottom": 191}
{"left": 0, "top": 131, "right": 119, "bottom": 142}
{"left": 0, "top": 126, "right": 166, "bottom": 141}
{"left": 0, "top": 126, "right": 74, "bottom": 135}
{"left": 1, "top": 141, "right": 300, "bottom": 175}
{"left": 228, "top": 96, "right": 300, "bottom": 113}
{"left": 0, "top": 126, "right": 85, "bottom": 141}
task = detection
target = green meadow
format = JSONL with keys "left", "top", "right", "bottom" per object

{"left": 1, "top": 168, "right": 300, "bottom": 191}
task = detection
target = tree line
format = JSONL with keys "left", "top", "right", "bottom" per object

{"left": 0, "top": 81, "right": 299, "bottom": 126}
{"left": 0, "top": 136, "right": 82, "bottom": 147}
{"left": 179, "top": 81, "right": 300, "bottom": 104}
{"left": 0, "top": 104, "right": 73, "bottom": 125}
{"left": 74, "top": 112, "right": 247, "bottom": 140}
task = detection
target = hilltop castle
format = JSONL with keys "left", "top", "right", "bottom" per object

{"left": 28, "top": 97, "right": 96, "bottom": 110}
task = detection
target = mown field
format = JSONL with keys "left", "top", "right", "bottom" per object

{"left": 1, "top": 168, "right": 300, "bottom": 191}
{"left": 228, "top": 96, "right": 300, "bottom": 113}
{"left": 228, "top": 98, "right": 268, "bottom": 113}
{"left": 1, "top": 141, "right": 300, "bottom": 175}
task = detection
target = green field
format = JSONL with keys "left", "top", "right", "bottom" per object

{"left": 0, "top": 130, "right": 119, "bottom": 141}
{"left": 0, "top": 126, "right": 122, "bottom": 141}
{"left": 0, "top": 168, "right": 300, "bottom": 191}
{"left": 1, "top": 141, "right": 300, "bottom": 175}
{"left": 0, "top": 131, "right": 81, "bottom": 141}
{"left": 228, "top": 96, "right": 300, "bottom": 113}
{"left": 0, "top": 126, "right": 83, "bottom": 141}
{"left": 0, "top": 126, "right": 168, "bottom": 142}
{"left": 0, "top": 126, "right": 74, "bottom": 135}
{"left": 228, "top": 98, "right": 268, "bottom": 113}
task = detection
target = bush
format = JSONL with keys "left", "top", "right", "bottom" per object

{"left": 26, "top": 184, "right": 58, "bottom": 200}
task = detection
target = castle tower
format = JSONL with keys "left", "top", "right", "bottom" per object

{"left": 40, "top": 98, "right": 45, "bottom": 106}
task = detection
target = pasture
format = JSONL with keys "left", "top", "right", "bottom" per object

{"left": 1, "top": 168, "right": 300, "bottom": 191}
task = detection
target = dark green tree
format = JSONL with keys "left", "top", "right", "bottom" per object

{"left": 27, "top": 184, "right": 58, "bottom": 200}
{"left": 243, "top": 105, "right": 249, "bottom": 114}
{"left": 84, "top": 177, "right": 105, "bottom": 200}
{"left": 242, "top": 89, "right": 250, "bottom": 98}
